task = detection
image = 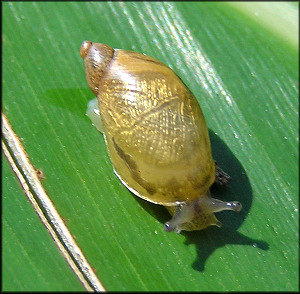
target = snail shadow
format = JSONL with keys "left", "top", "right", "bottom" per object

{"left": 135, "top": 130, "right": 269, "bottom": 272}
{"left": 48, "top": 89, "right": 269, "bottom": 271}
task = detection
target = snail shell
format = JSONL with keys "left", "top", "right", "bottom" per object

{"left": 81, "top": 41, "right": 242, "bottom": 233}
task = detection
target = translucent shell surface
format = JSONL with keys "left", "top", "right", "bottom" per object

{"left": 82, "top": 42, "right": 215, "bottom": 206}
{"left": 81, "top": 41, "right": 241, "bottom": 233}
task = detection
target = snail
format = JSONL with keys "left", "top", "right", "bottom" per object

{"left": 80, "top": 41, "right": 242, "bottom": 233}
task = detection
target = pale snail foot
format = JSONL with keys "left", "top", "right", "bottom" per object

{"left": 86, "top": 98, "right": 104, "bottom": 133}
{"left": 164, "top": 195, "right": 242, "bottom": 233}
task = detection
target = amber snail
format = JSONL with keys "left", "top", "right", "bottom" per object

{"left": 80, "top": 41, "right": 242, "bottom": 233}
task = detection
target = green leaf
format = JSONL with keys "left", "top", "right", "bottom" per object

{"left": 3, "top": 2, "right": 298, "bottom": 291}
{"left": 2, "top": 154, "right": 85, "bottom": 291}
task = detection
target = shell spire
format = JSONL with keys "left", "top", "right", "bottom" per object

{"left": 80, "top": 41, "right": 114, "bottom": 95}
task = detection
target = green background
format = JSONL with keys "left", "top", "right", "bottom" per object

{"left": 2, "top": 2, "right": 298, "bottom": 291}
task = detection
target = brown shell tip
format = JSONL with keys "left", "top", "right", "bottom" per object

{"left": 80, "top": 40, "right": 92, "bottom": 59}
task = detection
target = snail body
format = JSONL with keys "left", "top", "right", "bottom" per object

{"left": 81, "top": 41, "right": 241, "bottom": 233}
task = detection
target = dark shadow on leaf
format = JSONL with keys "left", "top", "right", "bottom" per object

{"left": 133, "top": 129, "right": 269, "bottom": 271}
{"left": 183, "top": 226, "right": 269, "bottom": 272}
{"left": 48, "top": 88, "right": 269, "bottom": 271}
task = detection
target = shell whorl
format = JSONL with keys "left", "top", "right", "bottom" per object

{"left": 80, "top": 41, "right": 114, "bottom": 95}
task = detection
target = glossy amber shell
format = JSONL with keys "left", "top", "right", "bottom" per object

{"left": 94, "top": 49, "right": 215, "bottom": 205}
